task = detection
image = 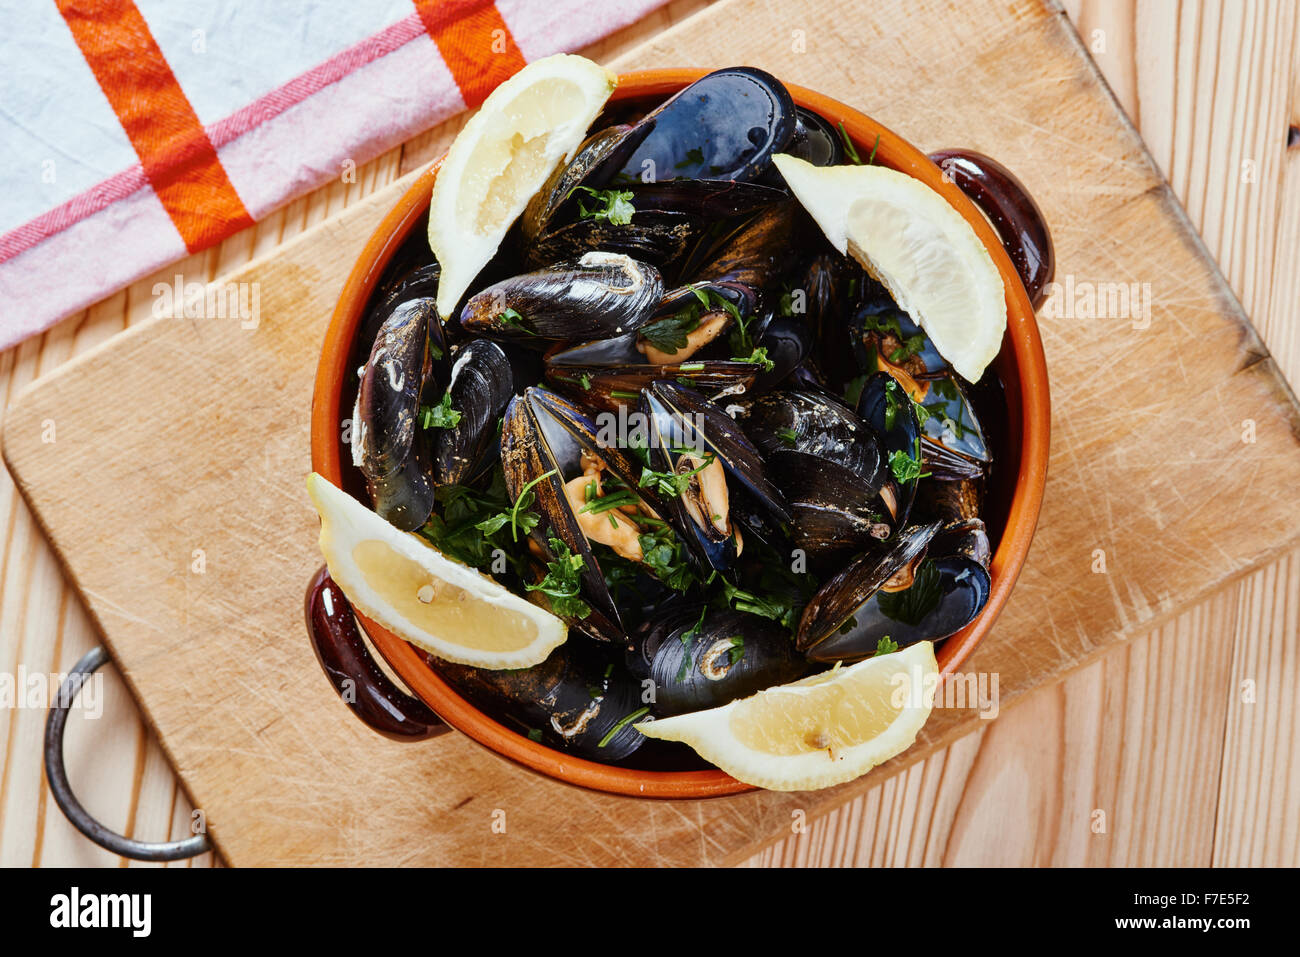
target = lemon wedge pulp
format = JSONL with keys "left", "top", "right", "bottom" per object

{"left": 773, "top": 153, "right": 1006, "bottom": 383}
{"left": 637, "top": 641, "right": 938, "bottom": 791}
{"left": 306, "top": 472, "right": 567, "bottom": 669}
{"left": 428, "top": 54, "right": 616, "bottom": 319}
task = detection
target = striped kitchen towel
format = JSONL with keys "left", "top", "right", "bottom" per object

{"left": 0, "top": 0, "right": 669, "bottom": 351}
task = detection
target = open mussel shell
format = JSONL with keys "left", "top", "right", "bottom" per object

{"left": 797, "top": 253, "right": 862, "bottom": 393}
{"left": 352, "top": 296, "right": 447, "bottom": 530}
{"left": 433, "top": 340, "right": 537, "bottom": 486}
{"left": 500, "top": 387, "right": 654, "bottom": 640}
{"left": 546, "top": 336, "right": 759, "bottom": 414}
{"left": 640, "top": 381, "right": 789, "bottom": 570}
{"left": 436, "top": 643, "right": 646, "bottom": 761}
{"left": 590, "top": 67, "right": 796, "bottom": 186}
{"left": 520, "top": 124, "right": 634, "bottom": 245}
{"left": 916, "top": 375, "right": 992, "bottom": 480}
{"left": 797, "top": 522, "right": 941, "bottom": 661}
{"left": 460, "top": 252, "right": 663, "bottom": 342}
{"left": 853, "top": 283, "right": 951, "bottom": 380}
{"left": 629, "top": 606, "right": 804, "bottom": 717}
{"left": 856, "top": 371, "right": 922, "bottom": 530}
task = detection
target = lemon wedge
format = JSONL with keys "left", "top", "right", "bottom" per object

{"left": 637, "top": 641, "right": 937, "bottom": 791}
{"left": 428, "top": 54, "right": 617, "bottom": 318}
{"left": 306, "top": 472, "right": 567, "bottom": 669}
{"left": 773, "top": 153, "right": 1006, "bottom": 383}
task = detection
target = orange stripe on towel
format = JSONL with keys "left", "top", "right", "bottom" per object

{"left": 414, "top": 0, "right": 528, "bottom": 109}
{"left": 57, "top": 0, "right": 254, "bottom": 252}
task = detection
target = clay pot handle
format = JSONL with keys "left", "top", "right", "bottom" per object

{"left": 927, "top": 149, "right": 1055, "bottom": 308}
{"left": 305, "top": 565, "right": 447, "bottom": 741}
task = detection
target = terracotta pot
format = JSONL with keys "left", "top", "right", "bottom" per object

{"left": 309, "top": 69, "right": 1051, "bottom": 798}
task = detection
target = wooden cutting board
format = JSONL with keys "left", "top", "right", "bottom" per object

{"left": 6, "top": 0, "right": 1300, "bottom": 867}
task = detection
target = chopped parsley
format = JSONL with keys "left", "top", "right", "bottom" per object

{"left": 637, "top": 522, "right": 698, "bottom": 592}
{"left": 525, "top": 536, "right": 591, "bottom": 619}
{"left": 718, "top": 577, "right": 799, "bottom": 632}
{"left": 734, "top": 345, "right": 775, "bottom": 372}
{"left": 419, "top": 390, "right": 462, "bottom": 430}
{"left": 776, "top": 427, "right": 798, "bottom": 447}
{"left": 837, "top": 121, "right": 862, "bottom": 164}
{"left": 889, "top": 437, "right": 926, "bottom": 484}
{"left": 497, "top": 306, "right": 533, "bottom": 335}
{"left": 638, "top": 453, "right": 715, "bottom": 499}
{"left": 420, "top": 468, "right": 529, "bottom": 573}
{"left": 724, "top": 635, "right": 745, "bottom": 665}
{"left": 872, "top": 636, "right": 900, "bottom": 657}
{"left": 571, "top": 185, "right": 635, "bottom": 226}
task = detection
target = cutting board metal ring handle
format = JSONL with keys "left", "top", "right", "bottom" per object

{"left": 306, "top": 565, "right": 448, "bottom": 741}
{"left": 44, "top": 646, "right": 213, "bottom": 861}
{"left": 927, "top": 148, "right": 1055, "bottom": 307}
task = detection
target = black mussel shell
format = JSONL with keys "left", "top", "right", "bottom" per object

{"left": 640, "top": 608, "right": 805, "bottom": 716}
{"left": 500, "top": 387, "right": 654, "bottom": 640}
{"left": 916, "top": 476, "right": 984, "bottom": 525}
{"left": 931, "top": 518, "right": 992, "bottom": 570}
{"left": 640, "top": 381, "right": 790, "bottom": 571}
{"left": 797, "top": 522, "right": 942, "bottom": 661}
{"left": 523, "top": 210, "right": 697, "bottom": 274}
{"left": 856, "top": 371, "right": 922, "bottom": 529}
{"left": 800, "top": 253, "right": 863, "bottom": 393}
{"left": 460, "top": 252, "right": 663, "bottom": 342}
{"left": 742, "top": 388, "right": 902, "bottom": 554}
{"left": 744, "top": 388, "right": 881, "bottom": 481}
{"left": 591, "top": 67, "right": 796, "bottom": 186}
{"left": 352, "top": 297, "right": 447, "bottom": 529}
{"left": 521, "top": 124, "right": 634, "bottom": 244}
{"left": 433, "top": 340, "right": 537, "bottom": 485}
{"left": 679, "top": 200, "right": 801, "bottom": 289}
{"left": 436, "top": 643, "right": 646, "bottom": 761}
{"left": 787, "top": 107, "right": 845, "bottom": 168}
{"left": 629, "top": 179, "right": 789, "bottom": 219}
{"left": 851, "top": 281, "right": 949, "bottom": 380}
{"left": 916, "top": 375, "right": 991, "bottom": 480}
{"left": 749, "top": 316, "right": 812, "bottom": 394}
{"left": 545, "top": 328, "right": 759, "bottom": 414}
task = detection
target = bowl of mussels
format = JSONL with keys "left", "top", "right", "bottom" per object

{"left": 305, "top": 56, "right": 1052, "bottom": 796}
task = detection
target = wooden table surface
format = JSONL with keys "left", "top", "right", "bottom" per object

{"left": 1, "top": 0, "right": 1296, "bottom": 868}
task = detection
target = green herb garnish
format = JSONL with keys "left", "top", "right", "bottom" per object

{"left": 638, "top": 453, "right": 714, "bottom": 499}
{"left": 638, "top": 523, "right": 698, "bottom": 592}
{"left": 837, "top": 121, "right": 862, "bottom": 164}
{"left": 734, "top": 345, "right": 775, "bottom": 372}
{"left": 597, "top": 706, "right": 650, "bottom": 748}
{"left": 526, "top": 536, "right": 591, "bottom": 619}
{"left": 497, "top": 306, "right": 533, "bottom": 335}
{"left": 571, "top": 185, "right": 635, "bottom": 226}
{"left": 872, "top": 636, "right": 899, "bottom": 657}
{"left": 507, "top": 468, "right": 557, "bottom": 542}
{"left": 419, "top": 390, "right": 462, "bottom": 430}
